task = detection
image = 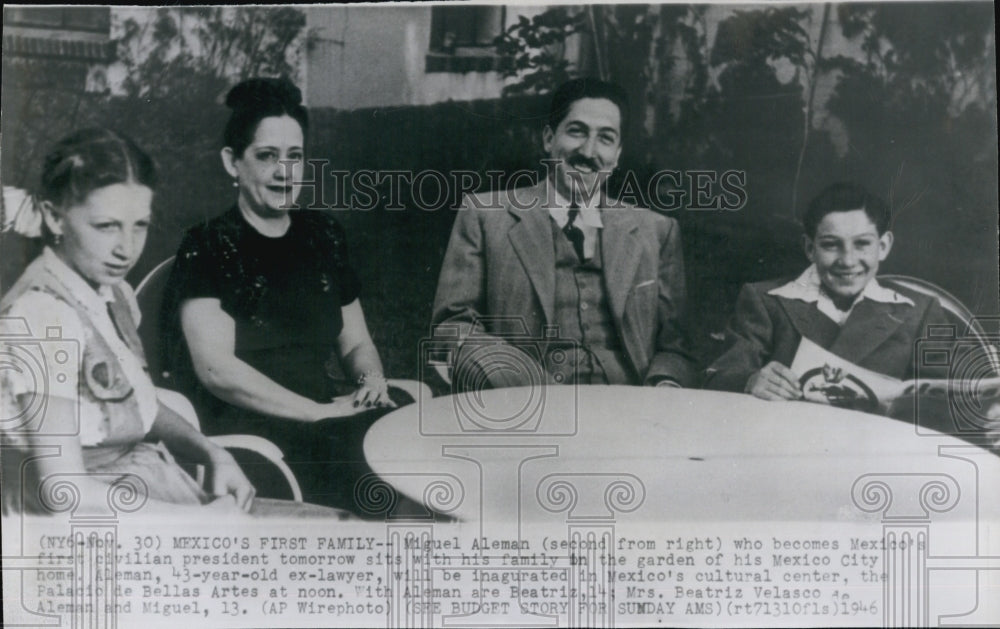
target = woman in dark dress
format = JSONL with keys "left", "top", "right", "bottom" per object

{"left": 161, "top": 78, "right": 424, "bottom": 514}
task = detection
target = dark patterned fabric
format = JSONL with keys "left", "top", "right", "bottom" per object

{"left": 157, "top": 207, "right": 414, "bottom": 513}
{"left": 161, "top": 207, "right": 361, "bottom": 431}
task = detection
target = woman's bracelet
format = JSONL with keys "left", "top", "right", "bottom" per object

{"left": 357, "top": 371, "right": 386, "bottom": 386}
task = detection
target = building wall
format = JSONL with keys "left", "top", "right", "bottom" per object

{"left": 304, "top": 5, "right": 551, "bottom": 109}
{"left": 303, "top": 2, "right": 873, "bottom": 135}
{"left": 2, "top": 7, "right": 113, "bottom": 93}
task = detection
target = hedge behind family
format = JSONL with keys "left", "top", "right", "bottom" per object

{"left": 1, "top": 76, "right": 980, "bottom": 518}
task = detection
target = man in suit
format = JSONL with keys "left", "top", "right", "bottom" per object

{"left": 704, "top": 182, "right": 951, "bottom": 400}
{"left": 432, "top": 78, "right": 696, "bottom": 389}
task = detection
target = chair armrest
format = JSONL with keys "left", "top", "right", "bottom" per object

{"left": 156, "top": 387, "right": 201, "bottom": 430}
{"left": 207, "top": 435, "right": 303, "bottom": 502}
{"left": 211, "top": 434, "right": 284, "bottom": 460}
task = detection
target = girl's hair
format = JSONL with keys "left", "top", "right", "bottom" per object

{"left": 223, "top": 77, "right": 308, "bottom": 156}
{"left": 39, "top": 127, "right": 157, "bottom": 209}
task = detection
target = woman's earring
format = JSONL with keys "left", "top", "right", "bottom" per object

{"left": 232, "top": 178, "right": 239, "bottom": 188}
{"left": 53, "top": 233, "right": 62, "bottom": 246}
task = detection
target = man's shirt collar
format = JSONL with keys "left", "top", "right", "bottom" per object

{"left": 767, "top": 264, "right": 914, "bottom": 325}
{"left": 548, "top": 186, "right": 604, "bottom": 230}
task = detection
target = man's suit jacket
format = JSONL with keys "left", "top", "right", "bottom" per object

{"left": 432, "top": 181, "right": 696, "bottom": 387}
{"left": 704, "top": 278, "right": 951, "bottom": 392}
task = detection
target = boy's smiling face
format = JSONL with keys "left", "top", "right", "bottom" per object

{"left": 804, "top": 209, "right": 893, "bottom": 306}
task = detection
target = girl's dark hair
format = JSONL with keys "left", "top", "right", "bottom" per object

{"left": 39, "top": 127, "right": 157, "bottom": 209}
{"left": 223, "top": 77, "right": 309, "bottom": 156}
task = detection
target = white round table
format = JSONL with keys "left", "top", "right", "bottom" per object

{"left": 363, "top": 385, "right": 999, "bottom": 523}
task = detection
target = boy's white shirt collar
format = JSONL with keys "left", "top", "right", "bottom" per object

{"left": 768, "top": 264, "right": 914, "bottom": 325}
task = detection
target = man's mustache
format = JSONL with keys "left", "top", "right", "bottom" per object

{"left": 566, "top": 155, "right": 602, "bottom": 172}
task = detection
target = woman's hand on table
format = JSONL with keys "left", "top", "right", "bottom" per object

{"left": 205, "top": 448, "right": 256, "bottom": 511}
{"left": 309, "top": 394, "right": 372, "bottom": 421}
{"left": 746, "top": 361, "right": 803, "bottom": 401}
{"left": 352, "top": 373, "right": 396, "bottom": 410}
{"left": 307, "top": 385, "right": 396, "bottom": 421}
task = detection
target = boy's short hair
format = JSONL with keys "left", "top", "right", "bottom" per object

{"left": 803, "top": 182, "right": 891, "bottom": 237}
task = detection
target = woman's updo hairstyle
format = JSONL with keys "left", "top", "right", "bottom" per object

{"left": 39, "top": 127, "right": 157, "bottom": 210}
{"left": 223, "top": 77, "right": 308, "bottom": 157}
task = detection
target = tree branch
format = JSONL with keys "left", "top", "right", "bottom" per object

{"left": 791, "top": 2, "right": 831, "bottom": 219}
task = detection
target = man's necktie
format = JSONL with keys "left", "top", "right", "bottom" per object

{"left": 563, "top": 207, "right": 585, "bottom": 261}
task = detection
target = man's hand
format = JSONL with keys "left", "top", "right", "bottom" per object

{"left": 746, "top": 361, "right": 802, "bottom": 401}
{"left": 205, "top": 448, "right": 255, "bottom": 511}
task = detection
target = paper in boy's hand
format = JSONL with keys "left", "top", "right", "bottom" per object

{"left": 790, "top": 337, "right": 906, "bottom": 413}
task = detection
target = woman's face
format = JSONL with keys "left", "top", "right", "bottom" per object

{"left": 45, "top": 182, "right": 153, "bottom": 288}
{"left": 225, "top": 115, "right": 305, "bottom": 217}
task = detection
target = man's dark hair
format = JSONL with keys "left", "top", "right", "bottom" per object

{"left": 802, "top": 182, "right": 891, "bottom": 238}
{"left": 548, "top": 77, "right": 630, "bottom": 135}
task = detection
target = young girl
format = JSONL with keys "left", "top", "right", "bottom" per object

{"left": 1, "top": 128, "right": 341, "bottom": 517}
